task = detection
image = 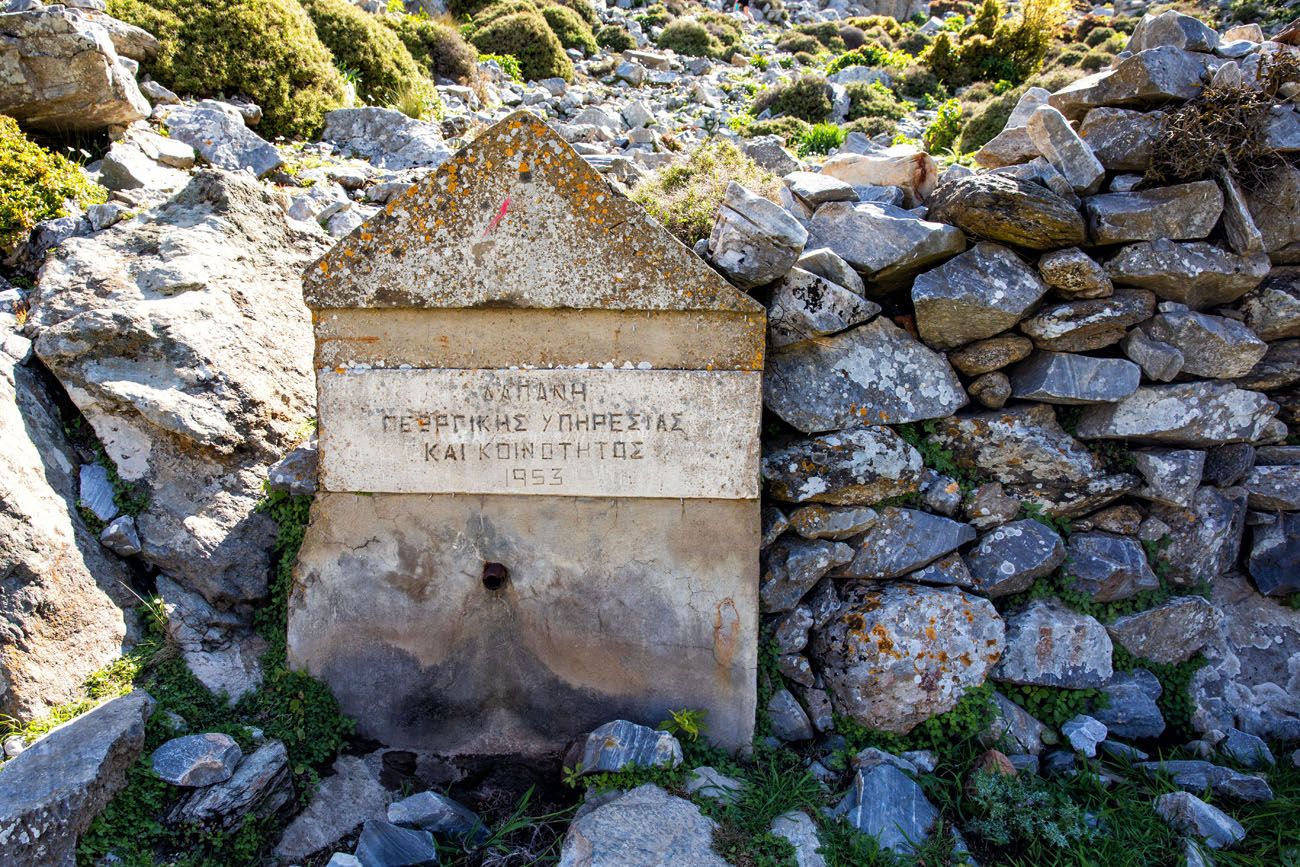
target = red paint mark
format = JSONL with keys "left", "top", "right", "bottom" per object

{"left": 483, "top": 197, "right": 511, "bottom": 236}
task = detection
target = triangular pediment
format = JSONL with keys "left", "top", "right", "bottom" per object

{"left": 303, "top": 110, "right": 761, "bottom": 315}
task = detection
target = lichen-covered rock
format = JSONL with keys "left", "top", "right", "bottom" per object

{"left": 1126, "top": 10, "right": 1219, "bottom": 53}
{"left": 767, "top": 267, "right": 879, "bottom": 348}
{"left": 813, "top": 582, "right": 1004, "bottom": 735}
{"left": 166, "top": 740, "right": 293, "bottom": 832}
{"left": 966, "top": 519, "right": 1066, "bottom": 597}
{"left": 994, "top": 600, "right": 1112, "bottom": 688}
{"left": 151, "top": 733, "right": 242, "bottom": 787}
{"left": 1106, "top": 241, "right": 1271, "bottom": 309}
{"left": 933, "top": 404, "right": 1136, "bottom": 517}
{"left": 1151, "top": 487, "right": 1248, "bottom": 588}
{"left": 788, "top": 505, "right": 879, "bottom": 541}
{"left": 763, "top": 318, "right": 967, "bottom": 432}
{"left": 1142, "top": 307, "right": 1267, "bottom": 380}
{"left": 1153, "top": 792, "right": 1245, "bottom": 850}
{"left": 1242, "top": 162, "right": 1300, "bottom": 264}
{"left": 912, "top": 242, "right": 1048, "bottom": 351}
{"left": 1064, "top": 532, "right": 1159, "bottom": 602}
{"left": 0, "top": 6, "right": 150, "bottom": 132}
{"left": 1094, "top": 669, "right": 1165, "bottom": 739}
{"left": 1108, "top": 597, "right": 1219, "bottom": 665}
{"left": 1084, "top": 181, "right": 1223, "bottom": 245}
{"left": 975, "top": 87, "right": 1050, "bottom": 169}
{"left": 1019, "top": 288, "right": 1156, "bottom": 351}
{"left": 1026, "top": 105, "right": 1104, "bottom": 195}
{"left": 1240, "top": 270, "right": 1300, "bottom": 341}
{"left": 927, "top": 174, "right": 1086, "bottom": 251}
{"left": 1078, "top": 107, "right": 1163, "bottom": 172}
{"left": 559, "top": 784, "right": 728, "bottom": 867}
{"left": 835, "top": 508, "right": 976, "bottom": 580}
{"left": 162, "top": 102, "right": 282, "bottom": 177}
{"left": 949, "top": 335, "right": 1035, "bottom": 377}
{"left": 762, "top": 537, "right": 854, "bottom": 613}
{"left": 806, "top": 200, "right": 963, "bottom": 286}
{"left": 1077, "top": 383, "right": 1278, "bottom": 446}
{"left": 322, "top": 107, "right": 451, "bottom": 170}
{"left": 574, "top": 720, "right": 682, "bottom": 776}
{"left": 762, "top": 427, "right": 923, "bottom": 505}
{"left": 1038, "top": 247, "right": 1113, "bottom": 299}
{"left": 1133, "top": 448, "right": 1205, "bottom": 508}
{"left": 1248, "top": 511, "right": 1300, "bottom": 596}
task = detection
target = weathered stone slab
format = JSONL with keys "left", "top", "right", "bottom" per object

{"left": 1106, "top": 240, "right": 1270, "bottom": 309}
{"left": 1079, "top": 107, "right": 1163, "bottom": 172}
{"left": 835, "top": 507, "right": 976, "bottom": 579}
{"left": 806, "top": 200, "right": 964, "bottom": 285}
{"left": 764, "top": 318, "right": 967, "bottom": 432}
{"left": 912, "top": 242, "right": 1048, "bottom": 351}
{"left": 559, "top": 784, "right": 727, "bottom": 867}
{"left": 994, "top": 600, "right": 1113, "bottom": 688}
{"left": 1009, "top": 352, "right": 1141, "bottom": 404}
{"left": 1048, "top": 46, "right": 1205, "bottom": 120}
{"left": 1077, "top": 383, "right": 1278, "bottom": 446}
{"left": 1084, "top": 181, "right": 1223, "bottom": 245}
{"left": 762, "top": 427, "right": 922, "bottom": 505}
{"left": 318, "top": 369, "right": 760, "bottom": 499}
{"left": 927, "top": 173, "right": 1085, "bottom": 251}
{"left": 1019, "top": 289, "right": 1156, "bottom": 352}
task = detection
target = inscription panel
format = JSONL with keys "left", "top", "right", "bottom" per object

{"left": 318, "top": 368, "right": 762, "bottom": 498}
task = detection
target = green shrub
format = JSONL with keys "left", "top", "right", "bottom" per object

{"left": 793, "top": 20, "right": 845, "bottom": 50}
{"left": 923, "top": 97, "right": 963, "bottom": 153}
{"left": 731, "top": 114, "right": 812, "bottom": 144}
{"left": 656, "top": 18, "right": 719, "bottom": 58}
{"left": 385, "top": 14, "right": 479, "bottom": 83}
{"left": 1049, "top": 46, "right": 1087, "bottom": 70}
{"left": 447, "top": 0, "right": 497, "bottom": 17}
{"left": 696, "top": 9, "right": 743, "bottom": 58}
{"left": 104, "top": 0, "right": 347, "bottom": 139}
{"left": 845, "top": 80, "right": 914, "bottom": 122}
{"left": 776, "top": 31, "right": 821, "bottom": 54}
{"left": 955, "top": 85, "right": 1019, "bottom": 152}
{"left": 796, "top": 122, "right": 846, "bottom": 156}
{"left": 965, "top": 770, "right": 1096, "bottom": 850}
{"left": 302, "top": 0, "right": 427, "bottom": 105}
{"left": 895, "top": 64, "right": 948, "bottom": 101}
{"left": 596, "top": 23, "right": 636, "bottom": 51}
{"left": 1083, "top": 25, "right": 1115, "bottom": 47}
{"left": 550, "top": 0, "right": 597, "bottom": 27}
{"left": 751, "top": 74, "right": 832, "bottom": 124}
{"left": 897, "top": 30, "right": 932, "bottom": 56}
{"left": 541, "top": 4, "right": 597, "bottom": 56}
{"left": 630, "top": 139, "right": 779, "bottom": 244}
{"left": 634, "top": 2, "right": 671, "bottom": 28}
{"left": 0, "top": 116, "right": 106, "bottom": 251}
{"left": 1079, "top": 49, "right": 1111, "bottom": 72}
{"left": 478, "top": 51, "right": 523, "bottom": 81}
{"left": 471, "top": 0, "right": 539, "bottom": 24}
{"left": 471, "top": 12, "right": 573, "bottom": 81}
{"left": 843, "top": 115, "right": 897, "bottom": 138}
{"left": 838, "top": 24, "right": 865, "bottom": 49}
{"left": 844, "top": 14, "right": 904, "bottom": 39}
{"left": 825, "top": 44, "right": 912, "bottom": 74}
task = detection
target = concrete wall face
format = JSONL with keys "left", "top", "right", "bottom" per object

{"left": 288, "top": 111, "right": 764, "bottom": 756}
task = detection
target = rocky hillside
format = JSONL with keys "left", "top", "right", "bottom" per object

{"left": 1, "top": 0, "right": 1299, "bottom": 865}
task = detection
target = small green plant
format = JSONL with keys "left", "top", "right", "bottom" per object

{"left": 843, "top": 80, "right": 915, "bottom": 123}
{"left": 796, "top": 122, "right": 846, "bottom": 156}
{"left": 630, "top": 138, "right": 779, "bottom": 244}
{"left": 659, "top": 707, "right": 708, "bottom": 742}
{"left": 964, "top": 769, "right": 1095, "bottom": 850}
{"left": 303, "top": 0, "right": 431, "bottom": 105}
{"left": 825, "top": 44, "right": 912, "bottom": 74}
{"left": 750, "top": 74, "right": 833, "bottom": 124}
{"left": 1001, "top": 683, "right": 1103, "bottom": 730}
{"left": 1019, "top": 501, "right": 1072, "bottom": 537}
{"left": 895, "top": 420, "right": 985, "bottom": 493}
{"left": 596, "top": 23, "right": 635, "bottom": 52}
{"left": 0, "top": 115, "right": 107, "bottom": 251}
{"left": 478, "top": 51, "right": 523, "bottom": 81}
{"left": 922, "top": 97, "right": 963, "bottom": 154}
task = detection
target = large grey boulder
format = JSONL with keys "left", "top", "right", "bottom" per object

{"left": 806, "top": 200, "right": 963, "bottom": 285}
{"left": 835, "top": 507, "right": 976, "bottom": 579}
{"left": 573, "top": 720, "right": 682, "bottom": 776}
{"left": 994, "top": 600, "right": 1113, "bottom": 688}
{"left": 1150, "top": 487, "right": 1247, "bottom": 586}
{"left": 1048, "top": 46, "right": 1205, "bottom": 120}
{"left": 767, "top": 267, "right": 879, "bottom": 348}
{"left": 1126, "top": 10, "right": 1219, "bottom": 53}
{"left": 812, "top": 581, "right": 1004, "bottom": 734}
{"left": 764, "top": 318, "right": 967, "bottom": 432}
{"left": 0, "top": 691, "right": 153, "bottom": 867}
{"left": 1064, "top": 532, "right": 1159, "bottom": 602}
{"left": 966, "top": 519, "right": 1066, "bottom": 597}
{"left": 927, "top": 173, "right": 1085, "bottom": 251}
{"left": 912, "top": 242, "right": 1047, "bottom": 350}
{"left": 0, "top": 6, "right": 150, "bottom": 131}
{"left": 762, "top": 426, "right": 923, "bottom": 505}
{"left": 761, "top": 537, "right": 854, "bottom": 613}
{"left": 1153, "top": 792, "right": 1244, "bottom": 850}
{"left": 0, "top": 345, "right": 135, "bottom": 721}
{"left": 1085, "top": 181, "right": 1223, "bottom": 245}
{"left": 1142, "top": 306, "right": 1267, "bottom": 380}
{"left": 1026, "top": 106, "right": 1104, "bottom": 194}
{"left": 167, "top": 740, "right": 293, "bottom": 831}
{"left": 1094, "top": 670, "right": 1165, "bottom": 739}
{"left": 1019, "top": 288, "right": 1156, "bottom": 352}
{"left": 151, "top": 732, "right": 242, "bottom": 787}
{"left": 709, "top": 182, "right": 807, "bottom": 289}
{"left": 559, "top": 784, "right": 728, "bottom": 867}
{"left": 1078, "top": 107, "right": 1163, "bottom": 172}
{"left": 322, "top": 107, "right": 452, "bottom": 170}
{"left": 1077, "top": 383, "right": 1277, "bottom": 446}
{"left": 1009, "top": 352, "right": 1140, "bottom": 404}
{"left": 1106, "top": 241, "right": 1271, "bottom": 309}
{"left": 834, "top": 764, "right": 939, "bottom": 854}
{"left": 933, "top": 404, "right": 1136, "bottom": 517}
{"left": 163, "top": 101, "right": 282, "bottom": 177}
{"left": 31, "top": 171, "right": 330, "bottom": 698}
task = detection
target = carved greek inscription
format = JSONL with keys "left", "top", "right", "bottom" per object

{"left": 317, "top": 368, "right": 761, "bottom": 499}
